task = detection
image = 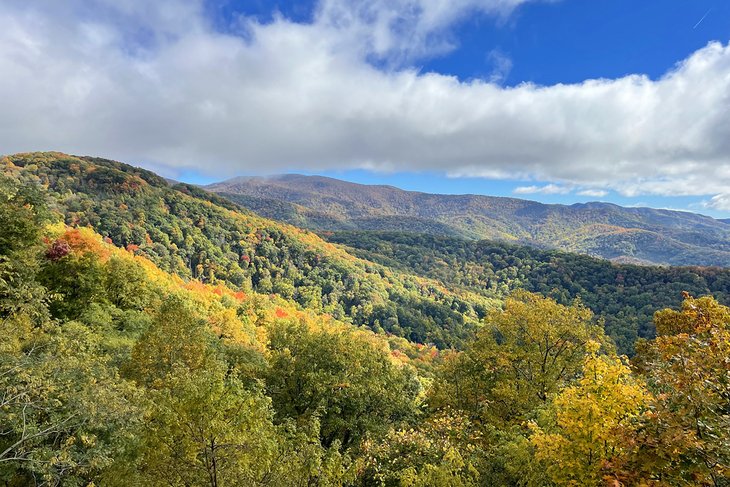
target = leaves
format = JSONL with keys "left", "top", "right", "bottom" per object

{"left": 2, "top": 156, "right": 730, "bottom": 486}
{"left": 530, "top": 344, "right": 650, "bottom": 486}
{"left": 625, "top": 295, "right": 730, "bottom": 485}
{"left": 265, "top": 318, "right": 420, "bottom": 450}
{"left": 431, "top": 291, "right": 608, "bottom": 426}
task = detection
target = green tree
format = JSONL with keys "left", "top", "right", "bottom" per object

{"left": 0, "top": 321, "right": 142, "bottom": 486}
{"left": 0, "top": 174, "right": 49, "bottom": 326}
{"left": 131, "top": 363, "right": 347, "bottom": 487}
{"left": 126, "top": 294, "right": 218, "bottom": 388}
{"left": 357, "top": 410, "right": 482, "bottom": 487}
{"left": 104, "top": 255, "right": 154, "bottom": 311}
{"left": 40, "top": 244, "right": 107, "bottom": 320}
{"left": 265, "top": 319, "right": 420, "bottom": 451}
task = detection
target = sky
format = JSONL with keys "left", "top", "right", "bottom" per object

{"left": 2, "top": 0, "right": 730, "bottom": 216}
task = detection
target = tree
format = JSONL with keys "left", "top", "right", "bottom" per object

{"left": 265, "top": 318, "right": 420, "bottom": 451}
{"left": 625, "top": 294, "right": 730, "bottom": 486}
{"left": 126, "top": 294, "right": 217, "bottom": 388}
{"left": 0, "top": 174, "right": 48, "bottom": 258}
{"left": 431, "top": 291, "right": 608, "bottom": 426}
{"left": 125, "top": 296, "right": 350, "bottom": 486}
{"left": 132, "top": 364, "right": 341, "bottom": 487}
{"left": 0, "top": 174, "right": 49, "bottom": 326}
{"left": 0, "top": 321, "right": 142, "bottom": 486}
{"left": 0, "top": 175, "right": 144, "bottom": 484}
{"left": 104, "top": 255, "right": 154, "bottom": 311}
{"left": 357, "top": 410, "right": 482, "bottom": 487}
{"left": 530, "top": 341, "right": 650, "bottom": 486}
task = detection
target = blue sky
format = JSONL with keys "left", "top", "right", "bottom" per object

{"left": 2, "top": 0, "right": 730, "bottom": 216}
{"left": 227, "top": 0, "right": 730, "bottom": 85}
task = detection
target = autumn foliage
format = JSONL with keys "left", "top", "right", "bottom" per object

{"left": 1, "top": 159, "right": 729, "bottom": 486}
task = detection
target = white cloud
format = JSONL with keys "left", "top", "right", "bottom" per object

{"left": 1, "top": 0, "right": 730, "bottom": 209}
{"left": 513, "top": 185, "right": 540, "bottom": 194}
{"left": 487, "top": 48, "right": 513, "bottom": 84}
{"left": 577, "top": 189, "right": 608, "bottom": 197}
{"left": 514, "top": 184, "right": 571, "bottom": 195}
{"left": 704, "top": 194, "right": 730, "bottom": 211}
{"left": 315, "top": 0, "right": 541, "bottom": 64}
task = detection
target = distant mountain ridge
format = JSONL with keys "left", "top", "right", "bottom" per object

{"left": 207, "top": 174, "right": 730, "bottom": 267}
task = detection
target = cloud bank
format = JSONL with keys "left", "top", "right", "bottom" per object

{"left": 1, "top": 0, "right": 730, "bottom": 204}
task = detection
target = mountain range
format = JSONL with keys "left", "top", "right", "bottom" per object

{"left": 7, "top": 152, "right": 730, "bottom": 355}
{"left": 207, "top": 174, "right": 730, "bottom": 267}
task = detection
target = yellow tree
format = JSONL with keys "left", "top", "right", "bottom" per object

{"left": 531, "top": 341, "right": 650, "bottom": 486}
{"left": 431, "top": 291, "right": 608, "bottom": 426}
{"left": 626, "top": 294, "right": 730, "bottom": 486}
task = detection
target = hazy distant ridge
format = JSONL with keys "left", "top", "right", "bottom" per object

{"left": 208, "top": 174, "right": 730, "bottom": 267}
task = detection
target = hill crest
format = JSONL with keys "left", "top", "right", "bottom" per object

{"left": 207, "top": 174, "right": 730, "bottom": 267}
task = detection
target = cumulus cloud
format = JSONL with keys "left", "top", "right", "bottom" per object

{"left": 1, "top": 0, "right": 730, "bottom": 206}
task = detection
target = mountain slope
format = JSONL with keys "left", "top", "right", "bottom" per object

{"left": 8, "top": 152, "right": 726, "bottom": 355}
{"left": 323, "top": 231, "right": 730, "bottom": 354}
{"left": 0, "top": 180, "right": 440, "bottom": 484}
{"left": 7, "top": 158, "right": 725, "bottom": 486}
{"left": 208, "top": 174, "right": 730, "bottom": 266}
{"left": 2, "top": 152, "right": 494, "bottom": 348}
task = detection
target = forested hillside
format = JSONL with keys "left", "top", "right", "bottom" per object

{"left": 2, "top": 167, "right": 728, "bottom": 486}
{"left": 4, "top": 152, "right": 725, "bottom": 355}
{"left": 208, "top": 174, "right": 730, "bottom": 266}
{"left": 0, "top": 173, "right": 430, "bottom": 485}
{"left": 2, "top": 152, "right": 495, "bottom": 348}
{"left": 325, "top": 231, "right": 730, "bottom": 354}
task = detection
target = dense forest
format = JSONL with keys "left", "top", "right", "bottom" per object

{"left": 207, "top": 174, "right": 730, "bottom": 267}
{"left": 324, "top": 231, "right": 730, "bottom": 354}
{"left": 7, "top": 152, "right": 729, "bottom": 356}
{"left": 1, "top": 169, "right": 729, "bottom": 485}
{"left": 2, "top": 152, "right": 497, "bottom": 348}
